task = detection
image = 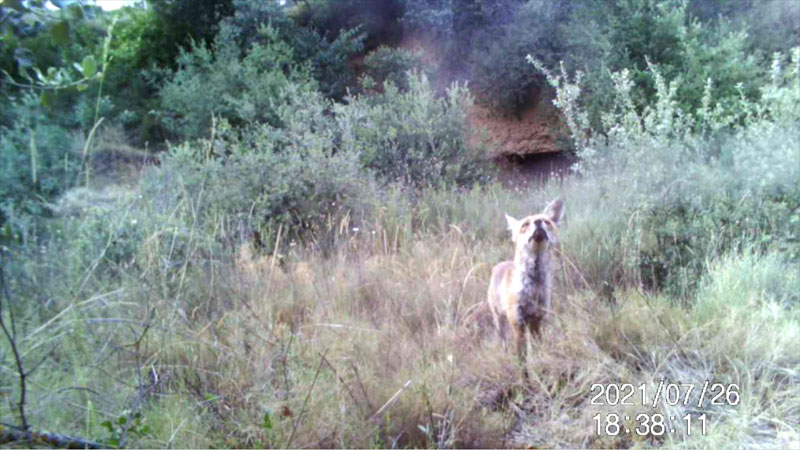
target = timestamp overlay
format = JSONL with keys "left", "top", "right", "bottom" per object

{"left": 589, "top": 380, "right": 741, "bottom": 437}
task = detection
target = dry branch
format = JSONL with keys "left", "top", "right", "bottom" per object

{"left": 0, "top": 423, "right": 104, "bottom": 449}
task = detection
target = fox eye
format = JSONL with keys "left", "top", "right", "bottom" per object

{"left": 519, "top": 221, "right": 530, "bottom": 233}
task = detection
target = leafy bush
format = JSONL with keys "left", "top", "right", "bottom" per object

{"left": 1, "top": 94, "right": 78, "bottom": 232}
{"left": 226, "top": 0, "right": 365, "bottom": 100}
{"left": 152, "top": 68, "right": 489, "bottom": 245}
{"left": 158, "top": 23, "right": 316, "bottom": 141}
{"left": 289, "top": 0, "right": 404, "bottom": 49}
{"left": 467, "top": 0, "right": 569, "bottom": 114}
{"left": 566, "top": 0, "right": 763, "bottom": 127}
{"left": 532, "top": 47, "right": 800, "bottom": 296}
{"left": 293, "top": 26, "right": 365, "bottom": 100}
{"left": 689, "top": 0, "right": 800, "bottom": 56}
{"left": 102, "top": 6, "right": 169, "bottom": 143}
{"left": 335, "top": 71, "right": 490, "bottom": 188}
{"left": 135, "top": 0, "right": 234, "bottom": 70}
{"left": 150, "top": 88, "right": 376, "bottom": 245}
{"left": 363, "top": 46, "right": 429, "bottom": 91}
{"left": 401, "top": 0, "right": 454, "bottom": 41}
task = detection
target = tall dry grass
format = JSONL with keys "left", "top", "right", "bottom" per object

{"left": 4, "top": 177, "right": 797, "bottom": 448}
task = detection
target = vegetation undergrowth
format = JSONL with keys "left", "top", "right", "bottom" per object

{"left": 0, "top": 1, "right": 798, "bottom": 448}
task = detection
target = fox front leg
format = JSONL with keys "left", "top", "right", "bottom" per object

{"left": 512, "top": 323, "right": 529, "bottom": 382}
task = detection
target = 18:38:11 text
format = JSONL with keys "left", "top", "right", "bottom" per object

{"left": 593, "top": 413, "right": 708, "bottom": 436}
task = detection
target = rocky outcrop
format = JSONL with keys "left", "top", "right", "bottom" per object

{"left": 468, "top": 89, "right": 567, "bottom": 157}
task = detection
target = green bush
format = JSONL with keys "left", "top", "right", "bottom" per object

{"left": 158, "top": 23, "right": 316, "bottom": 141}
{"left": 401, "top": 0, "right": 454, "bottom": 41}
{"left": 150, "top": 88, "right": 376, "bottom": 245}
{"left": 151, "top": 69, "right": 489, "bottom": 245}
{"left": 566, "top": 0, "right": 763, "bottom": 128}
{"left": 1, "top": 94, "right": 79, "bottom": 232}
{"left": 467, "top": 0, "right": 569, "bottom": 114}
{"left": 363, "top": 46, "right": 429, "bottom": 92}
{"left": 226, "top": 0, "right": 365, "bottom": 100}
{"left": 289, "top": 0, "right": 404, "bottom": 49}
{"left": 135, "top": 0, "right": 234, "bottom": 70}
{"left": 532, "top": 47, "right": 800, "bottom": 296}
{"left": 335, "top": 71, "right": 490, "bottom": 188}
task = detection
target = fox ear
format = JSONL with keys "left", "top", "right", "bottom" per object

{"left": 504, "top": 214, "right": 518, "bottom": 240}
{"left": 544, "top": 198, "right": 565, "bottom": 224}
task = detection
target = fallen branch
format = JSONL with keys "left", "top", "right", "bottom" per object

{"left": 0, "top": 423, "right": 103, "bottom": 449}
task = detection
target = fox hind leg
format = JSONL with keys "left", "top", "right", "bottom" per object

{"left": 492, "top": 311, "right": 511, "bottom": 348}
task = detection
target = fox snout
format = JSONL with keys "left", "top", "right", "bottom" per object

{"left": 531, "top": 226, "right": 547, "bottom": 243}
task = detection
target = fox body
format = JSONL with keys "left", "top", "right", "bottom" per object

{"left": 487, "top": 199, "right": 564, "bottom": 379}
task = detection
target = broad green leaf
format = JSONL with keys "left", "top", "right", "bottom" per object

{"left": 51, "top": 20, "right": 70, "bottom": 46}
{"left": 81, "top": 55, "right": 97, "bottom": 77}
{"left": 32, "top": 67, "right": 45, "bottom": 81}
{"left": 100, "top": 420, "right": 114, "bottom": 432}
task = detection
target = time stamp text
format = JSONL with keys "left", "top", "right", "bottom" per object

{"left": 590, "top": 380, "right": 740, "bottom": 437}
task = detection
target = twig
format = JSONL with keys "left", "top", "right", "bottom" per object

{"left": 369, "top": 379, "right": 413, "bottom": 423}
{"left": 118, "top": 312, "right": 156, "bottom": 449}
{"left": 348, "top": 361, "right": 375, "bottom": 413}
{"left": 0, "top": 259, "right": 28, "bottom": 431}
{"left": 319, "top": 353, "right": 365, "bottom": 417}
{"left": 166, "top": 418, "right": 187, "bottom": 449}
{"left": 285, "top": 349, "right": 328, "bottom": 448}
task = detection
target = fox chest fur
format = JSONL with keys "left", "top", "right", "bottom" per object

{"left": 492, "top": 249, "right": 552, "bottom": 330}
{"left": 509, "top": 250, "right": 552, "bottom": 323}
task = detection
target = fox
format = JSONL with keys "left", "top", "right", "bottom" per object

{"left": 487, "top": 198, "right": 564, "bottom": 380}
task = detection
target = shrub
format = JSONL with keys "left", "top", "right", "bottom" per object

{"left": 158, "top": 23, "right": 316, "bottom": 141}
{"left": 226, "top": 0, "right": 366, "bottom": 100}
{"left": 152, "top": 69, "right": 490, "bottom": 245}
{"left": 135, "top": 0, "right": 234, "bottom": 70}
{"left": 363, "top": 46, "right": 429, "bottom": 92}
{"left": 0, "top": 94, "right": 79, "bottom": 233}
{"left": 401, "top": 0, "right": 454, "bottom": 41}
{"left": 565, "top": 0, "right": 763, "bottom": 128}
{"left": 531, "top": 47, "right": 800, "bottom": 296}
{"left": 150, "top": 88, "right": 376, "bottom": 246}
{"left": 289, "top": 0, "right": 404, "bottom": 49}
{"left": 467, "top": 0, "right": 570, "bottom": 114}
{"left": 334, "top": 71, "right": 490, "bottom": 188}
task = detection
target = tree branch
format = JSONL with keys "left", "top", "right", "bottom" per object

{"left": 0, "top": 422, "right": 104, "bottom": 449}
{"left": 0, "top": 257, "right": 28, "bottom": 431}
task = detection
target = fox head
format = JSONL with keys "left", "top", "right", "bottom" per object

{"left": 505, "top": 198, "right": 565, "bottom": 256}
